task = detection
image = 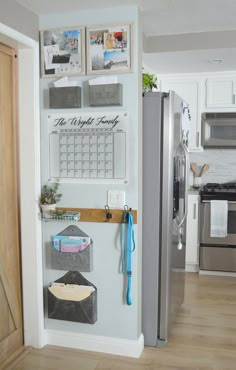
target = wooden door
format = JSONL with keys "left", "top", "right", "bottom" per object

{"left": 0, "top": 43, "right": 23, "bottom": 366}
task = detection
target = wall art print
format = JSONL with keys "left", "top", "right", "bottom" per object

{"left": 40, "top": 26, "right": 85, "bottom": 77}
{"left": 86, "top": 23, "right": 133, "bottom": 75}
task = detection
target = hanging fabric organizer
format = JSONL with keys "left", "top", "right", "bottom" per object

{"left": 51, "top": 225, "right": 93, "bottom": 271}
{"left": 48, "top": 271, "right": 97, "bottom": 324}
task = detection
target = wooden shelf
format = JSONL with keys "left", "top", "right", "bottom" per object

{"left": 56, "top": 207, "right": 137, "bottom": 224}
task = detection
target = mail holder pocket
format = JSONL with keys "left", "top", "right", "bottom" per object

{"left": 48, "top": 271, "right": 97, "bottom": 324}
{"left": 50, "top": 243, "right": 93, "bottom": 272}
{"left": 89, "top": 84, "right": 123, "bottom": 106}
{"left": 50, "top": 225, "right": 93, "bottom": 272}
{"left": 49, "top": 86, "right": 81, "bottom": 109}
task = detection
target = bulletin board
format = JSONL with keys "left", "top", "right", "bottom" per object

{"left": 48, "top": 112, "right": 128, "bottom": 183}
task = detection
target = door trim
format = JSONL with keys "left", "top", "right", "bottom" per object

{"left": 0, "top": 22, "right": 44, "bottom": 348}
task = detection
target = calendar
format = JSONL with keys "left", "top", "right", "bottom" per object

{"left": 48, "top": 112, "right": 128, "bottom": 182}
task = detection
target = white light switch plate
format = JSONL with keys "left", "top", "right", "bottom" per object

{"left": 108, "top": 190, "right": 125, "bottom": 209}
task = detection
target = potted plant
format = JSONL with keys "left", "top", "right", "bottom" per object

{"left": 39, "top": 182, "right": 62, "bottom": 218}
{"left": 142, "top": 70, "right": 158, "bottom": 92}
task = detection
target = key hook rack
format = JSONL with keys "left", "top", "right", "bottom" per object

{"left": 55, "top": 206, "right": 137, "bottom": 224}
{"left": 104, "top": 204, "right": 133, "bottom": 222}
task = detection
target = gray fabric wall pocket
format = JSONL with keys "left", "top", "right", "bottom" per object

{"left": 51, "top": 225, "right": 93, "bottom": 272}
{"left": 48, "top": 271, "right": 97, "bottom": 324}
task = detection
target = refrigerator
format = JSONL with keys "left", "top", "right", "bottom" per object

{"left": 142, "top": 91, "right": 189, "bottom": 347}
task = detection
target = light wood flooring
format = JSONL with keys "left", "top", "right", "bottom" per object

{"left": 6, "top": 273, "right": 236, "bottom": 370}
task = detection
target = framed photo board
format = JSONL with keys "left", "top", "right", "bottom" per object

{"left": 40, "top": 27, "right": 85, "bottom": 77}
{"left": 86, "top": 23, "right": 133, "bottom": 75}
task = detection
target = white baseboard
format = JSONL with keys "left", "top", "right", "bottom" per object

{"left": 45, "top": 329, "right": 144, "bottom": 358}
{"left": 199, "top": 270, "right": 236, "bottom": 277}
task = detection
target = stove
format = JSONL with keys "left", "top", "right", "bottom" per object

{"left": 200, "top": 182, "right": 236, "bottom": 273}
{"left": 201, "top": 182, "right": 236, "bottom": 201}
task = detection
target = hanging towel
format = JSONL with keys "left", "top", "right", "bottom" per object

{"left": 210, "top": 200, "right": 228, "bottom": 237}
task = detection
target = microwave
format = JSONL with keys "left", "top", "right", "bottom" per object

{"left": 202, "top": 112, "right": 236, "bottom": 148}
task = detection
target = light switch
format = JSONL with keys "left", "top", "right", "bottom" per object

{"left": 108, "top": 190, "right": 125, "bottom": 209}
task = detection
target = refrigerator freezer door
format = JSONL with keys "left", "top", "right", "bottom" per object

{"left": 142, "top": 91, "right": 186, "bottom": 347}
{"left": 158, "top": 91, "right": 186, "bottom": 344}
{"left": 142, "top": 92, "right": 163, "bottom": 347}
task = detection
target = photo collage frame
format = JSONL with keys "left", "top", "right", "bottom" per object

{"left": 40, "top": 23, "right": 133, "bottom": 77}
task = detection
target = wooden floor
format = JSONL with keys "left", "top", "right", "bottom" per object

{"left": 6, "top": 273, "right": 236, "bottom": 370}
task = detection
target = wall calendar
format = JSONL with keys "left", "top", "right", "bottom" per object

{"left": 48, "top": 112, "right": 128, "bottom": 182}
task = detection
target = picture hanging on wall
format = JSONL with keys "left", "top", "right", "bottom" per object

{"left": 86, "top": 23, "right": 133, "bottom": 75}
{"left": 40, "top": 26, "right": 85, "bottom": 77}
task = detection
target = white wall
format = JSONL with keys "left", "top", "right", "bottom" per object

{"left": 0, "top": 0, "right": 39, "bottom": 41}
{"left": 39, "top": 6, "right": 142, "bottom": 343}
{"left": 190, "top": 149, "right": 236, "bottom": 184}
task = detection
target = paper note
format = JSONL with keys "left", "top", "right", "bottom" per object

{"left": 54, "top": 76, "right": 79, "bottom": 88}
{"left": 44, "top": 44, "right": 60, "bottom": 70}
{"left": 88, "top": 75, "right": 118, "bottom": 85}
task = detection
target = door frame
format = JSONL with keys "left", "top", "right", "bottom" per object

{"left": 0, "top": 22, "right": 44, "bottom": 348}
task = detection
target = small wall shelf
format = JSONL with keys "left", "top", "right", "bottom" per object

{"left": 42, "top": 211, "right": 80, "bottom": 222}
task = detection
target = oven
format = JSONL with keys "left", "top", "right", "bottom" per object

{"left": 200, "top": 184, "right": 236, "bottom": 272}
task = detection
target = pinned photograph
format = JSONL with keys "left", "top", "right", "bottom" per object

{"left": 40, "top": 27, "right": 85, "bottom": 77}
{"left": 86, "top": 24, "right": 132, "bottom": 74}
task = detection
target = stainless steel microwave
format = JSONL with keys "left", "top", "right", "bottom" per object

{"left": 202, "top": 112, "right": 236, "bottom": 148}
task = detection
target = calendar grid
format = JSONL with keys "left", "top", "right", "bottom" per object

{"left": 59, "top": 130, "right": 114, "bottom": 179}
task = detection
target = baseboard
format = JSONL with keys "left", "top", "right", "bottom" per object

{"left": 45, "top": 329, "right": 144, "bottom": 358}
{"left": 199, "top": 270, "right": 236, "bottom": 277}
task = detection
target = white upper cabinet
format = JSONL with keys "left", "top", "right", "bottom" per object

{"left": 160, "top": 78, "right": 202, "bottom": 152}
{"left": 205, "top": 77, "right": 236, "bottom": 109}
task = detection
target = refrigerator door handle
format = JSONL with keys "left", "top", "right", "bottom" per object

{"left": 176, "top": 141, "right": 189, "bottom": 230}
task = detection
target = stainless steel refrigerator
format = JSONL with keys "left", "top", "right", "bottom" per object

{"left": 142, "top": 91, "right": 189, "bottom": 347}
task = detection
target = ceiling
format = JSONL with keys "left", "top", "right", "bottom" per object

{"left": 15, "top": 0, "right": 236, "bottom": 73}
{"left": 144, "top": 48, "right": 236, "bottom": 74}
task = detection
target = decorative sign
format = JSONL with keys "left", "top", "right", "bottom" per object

{"left": 48, "top": 112, "right": 128, "bottom": 182}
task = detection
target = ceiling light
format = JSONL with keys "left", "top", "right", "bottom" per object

{"left": 205, "top": 59, "right": 223, "bottom": 64}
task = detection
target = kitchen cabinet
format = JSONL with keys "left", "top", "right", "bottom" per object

{"left": 186, "top": 194, "right": 200, "bottom": 272}
{"left": 160, "top": 78, "right": 202, "bottom": 152}
{"left": 205, "top": 76, "right": 236, "bottom": 109}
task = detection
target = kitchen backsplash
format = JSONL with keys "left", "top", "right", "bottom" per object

{"left": 190, "top": 149, "right": 236, "bottom": 184}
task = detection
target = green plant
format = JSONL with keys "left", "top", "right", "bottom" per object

{"left": 39, "top": 182, "right": 62, "bottom": 205}
{"left": 142, "top": 71, "right": 158, "bottom": 92}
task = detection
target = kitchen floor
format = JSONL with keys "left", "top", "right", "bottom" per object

{"left": 6, "top": 273, "right": 236, "bottom": 370}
